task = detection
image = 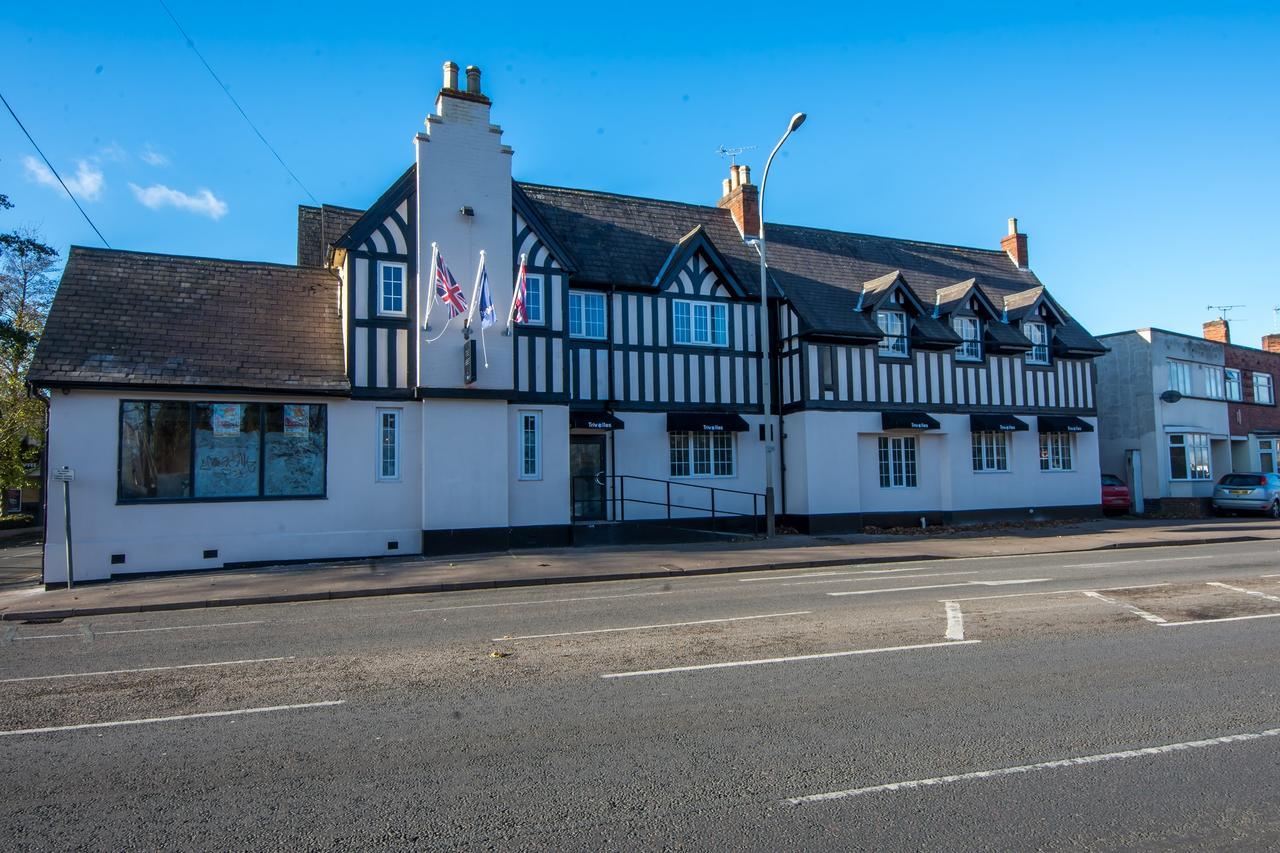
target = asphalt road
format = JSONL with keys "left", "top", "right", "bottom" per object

{"left": 2, "top": 539, "right": 1280, "bottom": 850}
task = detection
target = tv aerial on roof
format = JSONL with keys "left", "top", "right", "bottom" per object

{"left": 1207, "top": 304, "right": 1245, "bottom": 321}
{"left": 716, "top": 144, "right": 756, "bottom": 165}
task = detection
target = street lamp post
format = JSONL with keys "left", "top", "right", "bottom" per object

{"left": 756, "top": 112, "right": 806, "bottom": 539}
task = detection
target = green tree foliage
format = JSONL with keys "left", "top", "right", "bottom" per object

{"left": 0, "top": 196, "right": 60, "bottom": 491}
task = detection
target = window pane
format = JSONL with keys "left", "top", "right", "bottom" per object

{"left": 380, "top": 411, "right": 399, "bottom": 479}
{"left": 711, "top": 305, "right": 728, "bottom": 346}
{"left": 669, "top": 432, "right": 690, "bottom": 477}
{"left": 521, "top": 413, "right": 539, "bottom": 478}
{"left": 193, "top": 403, "right": 261, "bottom": 498}
{"left": 673, "top": 301, "right": 691, "bottom": 344}
{"left": 691, "top": 432, "right": 711, "bottom": 476}
{"left": 526, "top": 276, "right": 542, "bottom": 324}
{"left": 263, "top": 404, "right": 325, "bottom": 496}
{"left": 119, "top": 402, "right": 192, "bottom": 499}
{"left": 568, "top": 293, "right": 583, "bottom": 337}
{"left": 693, "top": 303, "right": 709, "bottom": 343}
{"left": 585, "top": 293, "right": 606, "bottom": 338}
{"left": 712, "top": 433, "right": 734, "bottom": 476}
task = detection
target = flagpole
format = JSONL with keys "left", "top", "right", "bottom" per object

{"left": 422, "top": 243, "right": 439, "bottom": 330}
{"left": 505, "top": 253, "right": 527, "bottom": 336}
{"left": 464, "top": 249, "right": 486, "bottom": 334}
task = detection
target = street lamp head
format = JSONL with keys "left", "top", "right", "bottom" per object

{"left": 789, "top": 112, "right": 807, "bottom": 132}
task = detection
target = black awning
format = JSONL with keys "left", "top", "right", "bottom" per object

{"left": 570, "top": 411, "right": 625, "bottom": 430}
{"left": 666, "top": 412, "right": 749, "bottom": 433}
{"left": 881, "top": 410, "right": 941, "bottom": 431}
{"left": 1037, "top": 415, "right": 1094, "bottom": 433}
{"left": 970, "top": 413, "right": 1030, "bottom": 433}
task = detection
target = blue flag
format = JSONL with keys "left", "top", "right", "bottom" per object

{"left": 478, "top": 260, "right": 496, "bottom": 329}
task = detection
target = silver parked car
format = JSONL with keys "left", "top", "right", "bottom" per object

{"left": 1212, "top": 473, "right": 1280, "bottom": 518}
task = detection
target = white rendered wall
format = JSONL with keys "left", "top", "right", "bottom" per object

{"left": 421, "top": 399, "right": 510, "bottom": 531}
{"left": 43, "top": 390, "right": 422, "bottom": 583}
{"left": 508, "top": 404, "right": 570, "bottom": 527}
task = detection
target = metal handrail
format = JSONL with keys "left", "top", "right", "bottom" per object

{"left": 570, "top": 473, "right": 765, "bottom": 535}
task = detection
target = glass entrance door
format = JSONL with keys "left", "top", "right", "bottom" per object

{"left": 570, "top": 435, "right": 607, "bottom": 521}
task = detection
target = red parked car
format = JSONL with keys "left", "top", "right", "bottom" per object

{"left": 1101, "top": 474, "right": 1131, "bottom": 514}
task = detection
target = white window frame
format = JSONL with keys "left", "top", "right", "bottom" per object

{"left": 1226, "top": 368, "right": 1243, "bottom": 401}
{"left": 672, "top": 299, "right": 728, "bottom": 347}
{"left": 877, "top": 310, "right": 909, "bottom": 358}
{"left": 971, "top": 431, "right": 1009, "bottom": 472}
{"left": 377, "top": 261, "right": 407, "bottom": 318}
{"left": 1023, "top": 321, "right": 1050, "bottom": 365}
{"left": 669, "top": 431, "right": 735, "bottom": 478}
{"left": 1203, "top": 365, "right": 1224, "bottom": 399}
{"left": 878, "top": 435, "right": 918, "bottom": 488}
{"left": 1168, "top": 432, "right": 1211, "bottom": 481}
{"left": 376, "top": 408, "right": 402, "bottom": 481}
{"left": 1254, "top": 372, "right": 1275, "bottom": 405}
{"left": 1168, "top": 360, "right": 1194, "bottom": 395}
{"left": 568, "top": 290, "right": 607, "bottom": 340}
{"left": 1039, "top": 432, "right": 1074, "bottom": 472}
{"left": 518, "top": 411, "right": 541, "bottom": 480}
{"left": 522, "top": 274, "right": 544, "bottom": 326}
{"left": 953, "top": 316, "right": 982, "bottom": 361}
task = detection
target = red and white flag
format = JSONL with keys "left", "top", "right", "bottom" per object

{"left": 507, "top": 253, "right": 528, "bottom": 332}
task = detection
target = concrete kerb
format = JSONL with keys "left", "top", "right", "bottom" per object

{"left": 1, "top": 533, "right": 1274, "bottom": 623}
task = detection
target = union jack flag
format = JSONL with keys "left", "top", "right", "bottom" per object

{"left": 434, "top": 253, "right": 468, "bottom": 317}
{"left": 511, "top": 257, "right": 528, "bottom": 325}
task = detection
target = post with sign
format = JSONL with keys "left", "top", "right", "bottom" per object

{"left": 52, "top": 466, "right": 74, "bottom": 589}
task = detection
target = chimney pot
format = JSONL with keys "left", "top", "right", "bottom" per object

{"left": 740, "top": 165, "right": 751, "bottom": 185}
{"left": 721, "top": 178, "right": 731, "bottom": 197}
{"left": 1000, "top": 217, "right": 1029, "bottom": 268}
{"left": 442, "top": 61, "right": 459, "bottom": 91}
{"left": 1203, "top": 318, "right": 1231, "bottom": 344}
{"left": 465, "top": 65, "right": 482, "bottom": 95}
{"left": 729, "top": 165, "right": 740, "bottom": 191}
{"left": 1008, "top": 217, "right": 1018, "bottom": 236}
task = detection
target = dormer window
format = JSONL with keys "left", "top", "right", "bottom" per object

{"left": 1023, "top": 321, "right": 1050, "bottom": 365}
{"left": 953, "top": 316, "right": 982, "bottom": 361}
{"left": 877, "top": 309, "right": 908, "bottom": 357}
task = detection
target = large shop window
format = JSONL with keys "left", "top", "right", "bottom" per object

{"left": 1168, "top": 432, "right": 1211, "bottom": 481}
{"left": 568, "top": 291, "right": 607, "bottom": 340}
{"left": 971, "top": 431, "right": 1009, "bottom": 472}
{"left": 878, "top": 435, "right": 917, "bottom": 488}
{"left": 119, "top": 401, "right": 326, "bottom": 502}
{"left": 669, "top": 431, "right": 735, "bottom": 478}
{"left": 1039, "top": 432, "right": 1073, "bottom": 472}
{"left": 673, "top": 300, "right": 728, "bottom": 347}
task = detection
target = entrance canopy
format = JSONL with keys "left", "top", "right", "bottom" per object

{"left": 1037, "top": 415, "right": 1094, "bottom": 433}
{"left": 570, "top": 411, "right": 625, "bottom": 430}
{"left": 970, "top": 413, "right": 1029, "bottom": 433}
{"left": 666, "top": 412, "right": 749, "bottom": 433}
{"left": 881, "top": 410, "right": 941, "bottom": 431}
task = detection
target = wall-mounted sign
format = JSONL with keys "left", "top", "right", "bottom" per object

{"left": 463, "top": 339, "right": 477, "bottom": 385}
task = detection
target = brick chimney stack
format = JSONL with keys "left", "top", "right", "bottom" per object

{"left": 1001, "top": 217, "right": 1029, "bottom": 268}
{"left": 718, "top": 163, "right": 760, "bottom": 239}
{"left": 1203, "top": 318, "right": 1231, "bottom": 344}
{"left": 1262, "top": 334, "right": 1280, "bottom": 354}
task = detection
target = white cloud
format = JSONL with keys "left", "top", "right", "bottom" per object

{"left": 129, "top": 182, "right": 228, "bottom": 220}
{"left": 139, "top": 145, "right": 169, "bottom": 167}
{"left": 23, "top": 156, "right": 105, "bottom": 201}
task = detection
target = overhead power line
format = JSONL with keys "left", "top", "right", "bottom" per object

{"left": 156, "top": 0, "right": 320, "bottom": 206}
{"left": 0, "top": 90, "right": 112, "bottom": 248}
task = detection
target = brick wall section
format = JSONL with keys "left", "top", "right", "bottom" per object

{"left": 1203, "top": 318, "right": 1230, "bottom": 343}
{"left": 1223, "top": 341, "right": 1280, "bottom": 435}
{"left": 1263, "top": 334, "right": 1280, "bottom": 354}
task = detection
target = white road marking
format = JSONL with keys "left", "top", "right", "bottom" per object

{"left": 944, "top": 602, "right": 964, "bottom": 641}
{"left": 411, "top": 591, "right": 673, "bottom": 613}
{"left": 828, "top": 579, "right": 1050, "bottom": 597}
{"left": 494, "top": 610, "right": 811, "bottom": 641}
{"left": 1082, "top": 590, "right": 1167, "bottom": 624}
{"left": 0, "top": 656, "right": 294, "bottom": 684}
{"left": 0, "top": 700, "right": 345, "bottom": 737}
{"left": 14, "top": 620, "right": 265, "bottom": 642}
{"left": 1161, "top": 612, "right": 1280, "bottom": 627}
{"left": 600, "top": 640, "right": 980, "bottom": 679}
{"left": 1060, "top": 555, "right": 1207, "bottom": 569}
{"left": 738, "top": 566, "right": 945, "bottom": 583}
{"left": 774, "top": 572, "right": 980, "bottom": 588}
{"left": 1207, "top": 581, "right": 1280, "bottom": 605}
{"left": 786, "top": 725, "right": 1280, "bottom": 804}
{"left": 946, "top": 583, "right": 1171, "bottom": 603}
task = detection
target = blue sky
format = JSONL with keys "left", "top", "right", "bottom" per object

{"left": 3, "top": 1, "right": 1278, "bottom": 341}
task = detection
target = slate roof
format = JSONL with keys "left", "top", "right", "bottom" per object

{"left": 29, "top": 247, "right": 349, "bottom": 393}
{"left": 516, "top": 181, "right": 1104, "bottom": 351}
{"left": 297, "top": 204, "right": 363, "bottom": 267}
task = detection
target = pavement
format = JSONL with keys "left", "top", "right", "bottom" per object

{"left": 3, "top": 517, "right": 1279, "bottom": 622}
{"left": 3, "top": 540, "right": 1280, "bottom": 848}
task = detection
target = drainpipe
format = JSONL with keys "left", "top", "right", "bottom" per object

{"left": 28, "top": 381, "right": 50, "bottom": 585}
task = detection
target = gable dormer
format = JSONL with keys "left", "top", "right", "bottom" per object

{"left": 654, "top": 226, "right": 748, "bottom": 299}
{"left": 855, "top": 272, "right": 960, "bottom": 358}
{"left": 1003, "top": 286, "right": 1068, "bottom": 366}
{"left": 934, "top": 278, "right": 1032, "bottom": 361}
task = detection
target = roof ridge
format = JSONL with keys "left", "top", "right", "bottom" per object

{"left": 69, "top": 245, "right": 334, "bottom": 273}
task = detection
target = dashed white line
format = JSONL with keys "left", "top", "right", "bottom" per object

{"left": 786, "top": 725, "right": 1280, "bottom": 804}
{"left": 14, "top": 620, "right": 266, "bottom": 642}
{"left": 1082, "top": 590, "right": 1167, "bottom": 624}
{"left": 0, "top": 700, "right": 345, "bottom": 737}
{"left": 1161, "top": 613, "right": 1280, "bottom": 627}
{"left": 494, "top": 610, "right": 810, "bottom": 641}
{"left": 738, "top": 566, "right": 946, "bottom": 583}
{"left": 411, "top": 591, "right": 674, "bottom": 613}
{"left": 600, "top": 640, "right": 980, "bottom": 679}
{"left": 1207, "top": 581, "right": 1280, "bottom": 605}
{"left": 828, "top": 579, "right": 1050, "bottom": 597}
{"left": 0, "top": 656, "right": 294, "bottom": 684}
{"left": 774, "top": 571, "right": 980, "bottom": 588}
{"left": 1059, "top": 555, "right": 1207, "bottom": 569}
{"left": 946, "top": 583, "right": 1171, "bottom": 603}
{"left": 944, "top": 602, "right": 965, "bottom": 641}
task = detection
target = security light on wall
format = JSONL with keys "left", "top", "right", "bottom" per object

{"left": 459, "top": 206, "right": 474, "bottom": 217}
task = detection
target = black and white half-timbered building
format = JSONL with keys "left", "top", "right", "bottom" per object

{"left": 30, "top": 62, "right": 1107, "bottom": 582}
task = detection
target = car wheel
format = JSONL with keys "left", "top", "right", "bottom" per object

{"left": 1270, "top": 501, "right": 1280, "bottom": 520}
